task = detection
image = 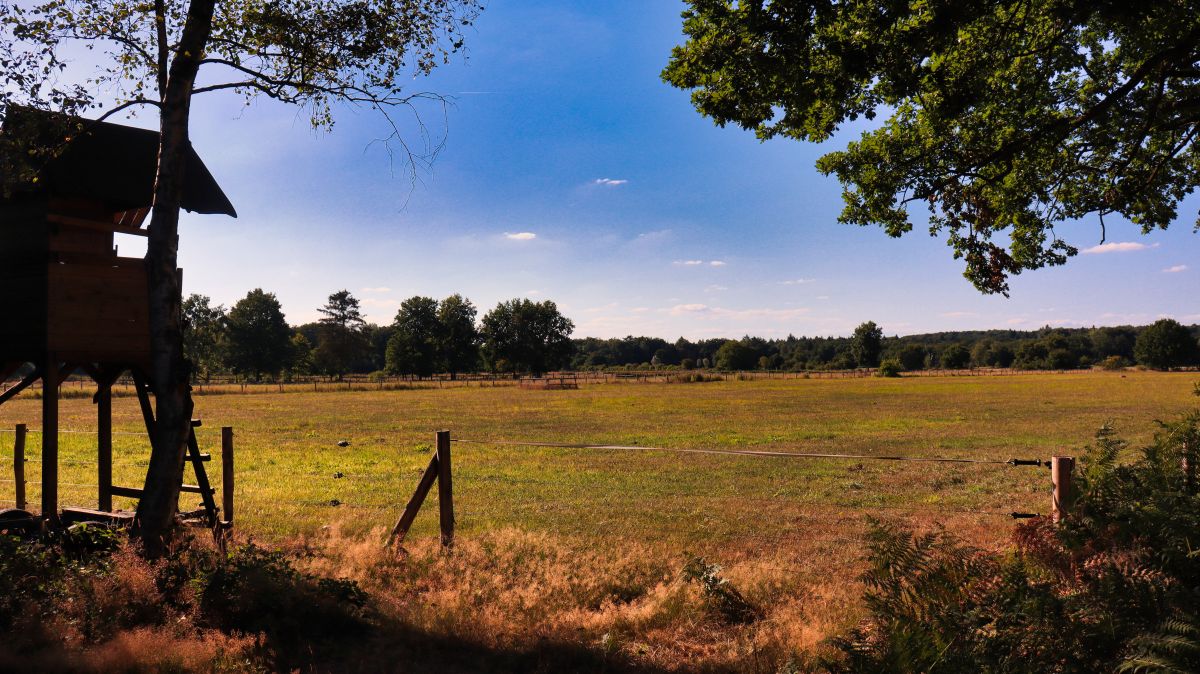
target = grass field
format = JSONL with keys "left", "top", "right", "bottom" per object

{"left": 1, "top": 371, "right": 1197, "bottom": 670}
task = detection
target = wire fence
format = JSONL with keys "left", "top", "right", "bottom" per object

{"left": 0, "top": 426, "right": 1053, "bottom": 533}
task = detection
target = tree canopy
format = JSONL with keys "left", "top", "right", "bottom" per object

{"left": 480, "top": 299, "right": 575, "bottom": 376}
{"left": 663, "top": 1, "right": 1200, "bottom": 294}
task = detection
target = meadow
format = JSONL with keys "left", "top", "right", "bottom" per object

{"left": 1, "top": 371, "right": 1197, "bottom": 670}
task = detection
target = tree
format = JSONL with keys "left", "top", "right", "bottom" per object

{"left": 288, "top": 332, "right": 314, "bottom": 377}
{"left": 480, "top": 299, "right": 575, "bottom": 376}
{"left": 223, "top": 289, "right": 292, "bottom": 380}
{"left": 386, "top": 296, "right": 441, "bottom": 377}
{"left": 897, "top": 344, "right": 926, "bottom": 372}
{"left": 850, "top": 321, "right": 883, "bottom": 368}
{"left": 940, "top": 344, "right": 971, "bottom": 370}
{"left": 437, "top": 294, "right": 479, "bottom": 378}
{"left": 181, "top": 294, "right": 225, "bottom": 380}
{"left": 312, "top": 290, "right": 368, "bottom": 378}
{"left": 1, "top": 0, "right": 480, "bottom": 550}
{"left": 714, "top": 340, "right": 757, "bottom": 371}
{"left": 1135, "top": 318, "right": 1199, "bottom": 370}
{"left": 664, "top": 3, "right": 1200, "bottom": 294}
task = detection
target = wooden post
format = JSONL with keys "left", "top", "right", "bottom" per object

{"left": 42, "top": 359, "right": 58, "bottom": 522}
{"left": 437, "top": 430, "right": 454, "bottom": 547}
{"left": 14, "top": 424, "right": 26, "bottom": 510}
{"left": 97, "top": 381, "right": 112, "bottom": 512}
{"left": 1051, "top": 456, "right": 1074, "bottom": 523}
{"left": 221, "top": 427, "right": 234, "bottom": 524}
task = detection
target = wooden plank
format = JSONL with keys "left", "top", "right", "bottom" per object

{"left": 46, "top": 213, "right": 148, "bottom": 237}
{"left": 387, "top": 453, "right": 439, "bottom": 545}
{"left": 108, "top": 485, "right": 142, "bottom": 499}
{"left": 437, "top": 430, "right": 454, "bottom": 547}
{"left": 0, "top": 369, "right": 43, "bottom": 407}
{"left": 179, "top": 483, "right": 215, "bottom": 495}
{"left": 60, "top": 507, "right": 134, "bottom": 526}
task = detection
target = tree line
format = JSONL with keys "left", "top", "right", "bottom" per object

{"left": 182, "top": 290, "right": 574, "bottom": 380}
{"left": 186, "top": 291, "right": 1200, "bottom": 379}
{"left": 571, "top": 320, "right": 1200, "bottom": 373}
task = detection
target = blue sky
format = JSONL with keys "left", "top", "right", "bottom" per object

{"left": 136, "top": 1, "right": 1197, "bottom": 339}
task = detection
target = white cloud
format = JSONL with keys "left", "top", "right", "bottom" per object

{"left": 705, "top": 284, "right": 728, "bottom": 292}
{"left": 1163, "top": 264, "right": 1189, "bottom": 273}
{"left": 1081, "top": 241, "right": 1159, "bottom": 254}
{"left": 505, "top": 232, "right": 537, "bottom": 241}
{"left": 359, "top": 286, "right": 391, "bottom": 294}
{"left": 675, "top": 260, "right": 704, "bottom": 266}
{"left": 361, "top": 298, "right": 400, "bottom": 309}
{"left": 710, "top": 260, "right": 727, "bottom": 267}
{"left": 940, "top": 311, "right": 978, "bottom": 318}
{"left": 593, "top": 178, "right": 628, "bottom": 186}
{"left": 670, "top": 303, "right": 712, "bottom": 315}
{"left": 779, "top": 278, "right": 815, "bottom": 286}
{"left": 526, "top": 290, "right": 542, "bottom": 296}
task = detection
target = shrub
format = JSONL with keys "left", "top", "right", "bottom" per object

{"left": 877, "top": 359, "right": 902, "bottom": 377}
{"left": 197, "top": 543, "right": 369, "bottom": 654}
{"left": 1100, "top": 355, "right": 1129, "bottom": 370}
{"left": 681, "top": 557, "right": 760, "bottom": 625}
{"left": 824, "top": 412, "right": 1200, "bottom": 673}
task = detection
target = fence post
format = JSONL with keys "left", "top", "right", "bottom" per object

{"left": 221, "top": 427, "right": 234, "bottom": 525}
{"left": 437, "top": 430, "right": 454, "bottom": 547}
{"left": 14, "top": 424, "right": 26, "bottom": 510}
{"left": 1051, "top": 456, "right": 1074, "bottom": 523}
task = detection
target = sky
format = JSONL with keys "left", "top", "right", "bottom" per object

{"left": 117, "top": 1, "right": 1198, "bottom": 339}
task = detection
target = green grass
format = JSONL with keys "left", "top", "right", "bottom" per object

{"left": 0, "top": 370, "right": 1194, "bottom": 549}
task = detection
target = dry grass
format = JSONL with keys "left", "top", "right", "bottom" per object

{"left": 0, "top": 371, "right": 1195, "bottom": 671}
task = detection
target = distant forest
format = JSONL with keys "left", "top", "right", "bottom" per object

{"left": 179, "top": 290, "right": 1200, "bottom": 380}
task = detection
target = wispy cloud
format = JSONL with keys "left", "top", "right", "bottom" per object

{"left": 361, "top": 298, "right": 400, "bottom": 309}
{"left": 705, "top": 284, "right": 728, "bottom": 292}
{"left": 779, "top": 278, "right": 815, "bottom": 286}
{"left": 526, "top": 290, "right": 542, "bottom": 296}
{"left": 670, "top": 303, "right": 712, "bottom": 315}
{"left": 674, "top": 260, "right": 704, "bottom": 266}
{"left": 359, "top": 286, "right": 391, "bottom": 294}
{"left": 940, "top": 311, "right": 978, "bottom": 318}
{"left": 505, "top": 232, "right": 537, "bottom": 241}
{"left": 593, "top": 178, "right": 628, "bottom": 186}
{"left": 710, "top": 260, "right": 727, "bottom": 267}
{"left": 1163, "top": 264, "right": 1189, "bottom": 273}
{"left": 1081, "top": 241, "right": 1159, "bottom": 254}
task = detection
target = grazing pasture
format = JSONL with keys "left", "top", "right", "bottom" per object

{"left": 1, "top": 371, "right": 1196, "bottom": 669}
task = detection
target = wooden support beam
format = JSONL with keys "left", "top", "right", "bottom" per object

{"left": 388, "top": 453, "right": 439, "bottom": 546}
{"left": 0, "top": 362, "right": 22, "bottom": 386}
{"left": 97, "top": 380, "right": 112, "bottom": 512}
{"left": 221, "top": 427, "right": 234, "bottom": 525}
{"left": 437, "top": 430, "right": 454, "bottom": 547}
{"left": 14, "top": 424, "right": 26, "bottom": 511}
{"left": 47, "top": 212, "right": 149, "bottom": 237}
{"left": 42, "top": 359, "right": 59, "bottom": 523}
{"left": 186, "top": 429, "right": 219, "bottom": 525}
{"left": 0, "top": 369, "right": 41, "bottom": 407}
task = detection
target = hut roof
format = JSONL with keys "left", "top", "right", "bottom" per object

{"left": 1, "top": 107, "right": 236, "bottom": 217}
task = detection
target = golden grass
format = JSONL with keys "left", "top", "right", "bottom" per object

{"left": 0, "top": 371, "right": 1195, "bottom": 670}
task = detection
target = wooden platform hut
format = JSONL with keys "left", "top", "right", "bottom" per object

{"left": 0, "top": 107, "right": 236, "bottom": 528}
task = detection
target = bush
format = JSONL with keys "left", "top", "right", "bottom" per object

{"left": 681, "top": 557, "right": 760, "bottom": 624}
{"left": 1100, "top": 355, "right": 1129, "bottom": 370}
{"left": 197, "top": 544, "right": 368, "bottom": 652}
{"left": 877, "top": 359, "right": 902, "bottom": 377}
{"left": 824, "top": 412, "right": 1200, "bottom": 673}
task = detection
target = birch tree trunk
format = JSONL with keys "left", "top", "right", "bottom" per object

{"left": 133, "top": 0, "right": 216, "bottom": 557}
